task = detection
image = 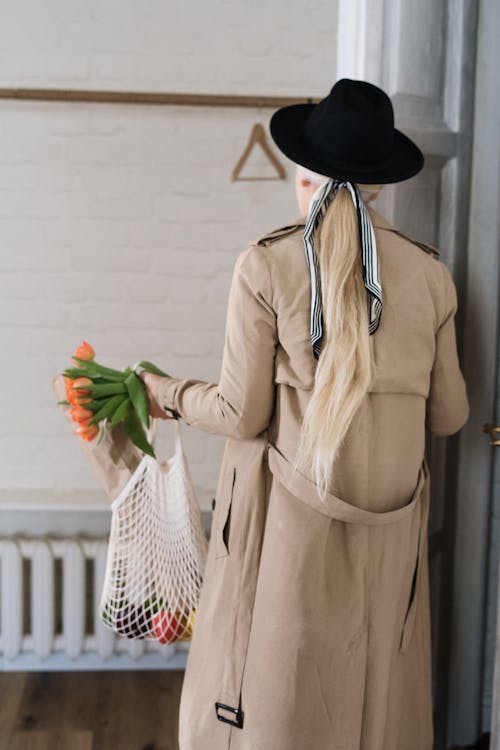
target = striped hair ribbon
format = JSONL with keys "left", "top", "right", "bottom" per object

{"left": 303, "top": 178, "right": 382, "bottom": 360}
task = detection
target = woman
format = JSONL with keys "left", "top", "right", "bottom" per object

{"left": 139, "top": 79, "right": 469, "bottom": 750}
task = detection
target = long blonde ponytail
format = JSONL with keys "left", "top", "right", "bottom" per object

{"left": 292, "top": 185, "right": 376, "bottom": 503}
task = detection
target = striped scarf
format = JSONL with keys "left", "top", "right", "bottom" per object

{"left": 303, "top": 178, "right": 382, "bottom": 360}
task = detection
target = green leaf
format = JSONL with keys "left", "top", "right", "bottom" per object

{"left": 84, "top": 397, "right": 109, "bottom": 412}
{"left": 89, "top": 394, "right": 128, "bottom": 425}
{"left": 62, "top": 367, "right": 95, "bottom": 380}
{"left": 79, "top": 382, "right": 127, "bottom": 397}
{"left": 71, "top": 356, "right": 127, "bottom": 381}
{"left": 62, "top": 367, "right": 110, "bottom": 383}
{"left": 124, "top": 371, "right": 149, "bottom": 429}
{"left": 135, "top": 360, "right": 171, "bottom": 378}
{"left": 62, "top": 369, "right": 113, "bottom": 386}
{"left": 109, "top": 397, "right": 132, "bottom": 427}
{"left": 56, "top": 399, "right": 70, "bottom": 406}
{"left": 123, "top": 411, "right": 156, "bottom": 458}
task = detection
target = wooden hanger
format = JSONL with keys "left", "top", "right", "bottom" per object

{"left": 231, "top": 122, "right": 286, "bottom": 181}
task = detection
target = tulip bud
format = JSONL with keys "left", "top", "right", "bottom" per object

{"left": 75, "top": 423, "right": 99, "bottom": 442}
{"left": 73, "top": 394, "right": 93, "bottom": 406}
{"left": 69, "top": 405, "right": 94, "bottom": 424}
{"left": 64, "top": 376, "right": 74, "bottom": 398}
{"left": 71, "top": 341, "right": 95, "bottom": 366}
{"left": 68, "top": 376, "right": 93, "bottom": 406}
{"left": 71, "top": 376, "right": 92, "bottom": 394}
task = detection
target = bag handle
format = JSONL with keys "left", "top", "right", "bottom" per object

{"left": 146, "top": 416, "right": 183, "bottom": 461}
{"left": 132, "top": 363, "right": 183, "bottom": 461}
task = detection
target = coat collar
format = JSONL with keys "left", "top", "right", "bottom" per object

{"left": 252, "top": 206, "right": 396, "bottom": 247}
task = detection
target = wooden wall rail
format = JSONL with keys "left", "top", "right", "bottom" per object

{"left": 0, "top": 88, "right": 319, "bottom": 108}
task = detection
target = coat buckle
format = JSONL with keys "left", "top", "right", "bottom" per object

{"left": 215, "top": 701, "right": 244, "bottom": 729}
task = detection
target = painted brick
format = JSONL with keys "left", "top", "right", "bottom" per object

{"left": 0, "top": 0, "right": 339, "bottom": 502}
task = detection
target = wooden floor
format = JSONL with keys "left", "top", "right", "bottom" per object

{"left": 0, "top": 671, "right": 185, "bottom": 750}
{"left": 0, "top": 671, "right": 491, "bottom": 749}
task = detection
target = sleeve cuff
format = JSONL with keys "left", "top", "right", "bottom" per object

{"left": 155, "top": 376, "right": 181, "bottom": 419}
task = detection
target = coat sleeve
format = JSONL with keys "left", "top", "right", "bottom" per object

{"left": 425, "top": 261, "right": 470, "bottom": 436}
{"left": 153, "top": 244, "right": 278, "bottom": 439}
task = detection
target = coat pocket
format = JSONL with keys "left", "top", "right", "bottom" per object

{"left": 215, "top": 467, "right": 236, "bottom": 559}
{"left": 399, "top": 523, "right": 423, "bottom": 653}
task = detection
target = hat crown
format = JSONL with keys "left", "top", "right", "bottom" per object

{"left": 303, "top": 79, "right": 395, "bottom": 167}
{"left": 268, "top": 76, "right": 424, "bottom": 183}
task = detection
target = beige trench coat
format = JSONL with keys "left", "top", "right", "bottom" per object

{"left": 154, "top": 205, "right": 470, "bottom": 750}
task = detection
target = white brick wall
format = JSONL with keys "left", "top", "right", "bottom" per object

{"left": 0, "top": 0, "right": 338, "bottom": 507}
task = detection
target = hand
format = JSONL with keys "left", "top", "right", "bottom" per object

{"left": 138, "top": 371, "right": 176, "bottom": 420}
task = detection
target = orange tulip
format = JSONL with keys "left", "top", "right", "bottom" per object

{"left": 71, "top": 376, "right": 92, "bottom": 393}
{"left": 75, "top": 422, "right": 99, "bottom": 442}
{"left": 66, "top": 390, "right": 78, "bottom": 406}
{"left": 73, "top": 394, "right": 93, "bottom": 406}
{"left": 69, "top": 405, "right": 94, "bottom": 425}
{"left": 67, "top": 376, "right": 93, "bottom": 406}
{"left": 71, "top": 340, "right": 95, "bottom": 366}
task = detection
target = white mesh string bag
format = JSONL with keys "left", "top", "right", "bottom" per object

{"left": 99, "top": 416, "right": 208, "bottom": 643}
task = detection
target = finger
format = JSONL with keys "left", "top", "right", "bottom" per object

{"left": 139, "top": 374, "right": 171, "bottom": 419}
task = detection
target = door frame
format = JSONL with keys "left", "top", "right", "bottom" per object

{"left": 464, "top": 0, "right": 500, "bottom": 745}
{"left": 336, "top": 1, "right": 499, "bottom": 746}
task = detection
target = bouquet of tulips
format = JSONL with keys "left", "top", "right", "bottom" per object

{"left": 59, "top": 341, "right": 170, "bottom": 459}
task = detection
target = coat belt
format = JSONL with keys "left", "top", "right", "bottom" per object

{"left": 214, "top": 441, "right": 430, "bottom": 731}
{"left": 266, "top": 442, "right": 428, "bottom": 525}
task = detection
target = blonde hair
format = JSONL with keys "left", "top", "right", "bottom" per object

{"left": 292, "top": 164, "right": 383, "bottom": 502}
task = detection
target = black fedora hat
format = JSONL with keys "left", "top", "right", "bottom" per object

{"left": 269, "top": 78, "right": 424, "bottom": 184}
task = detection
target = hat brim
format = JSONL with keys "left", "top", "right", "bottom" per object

{"left": 269, "top": 103, "right": 424, "bottom": 184}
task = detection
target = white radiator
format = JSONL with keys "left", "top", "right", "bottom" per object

{"left": 0, "top": 535, "right": 190, "bottom": 671}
